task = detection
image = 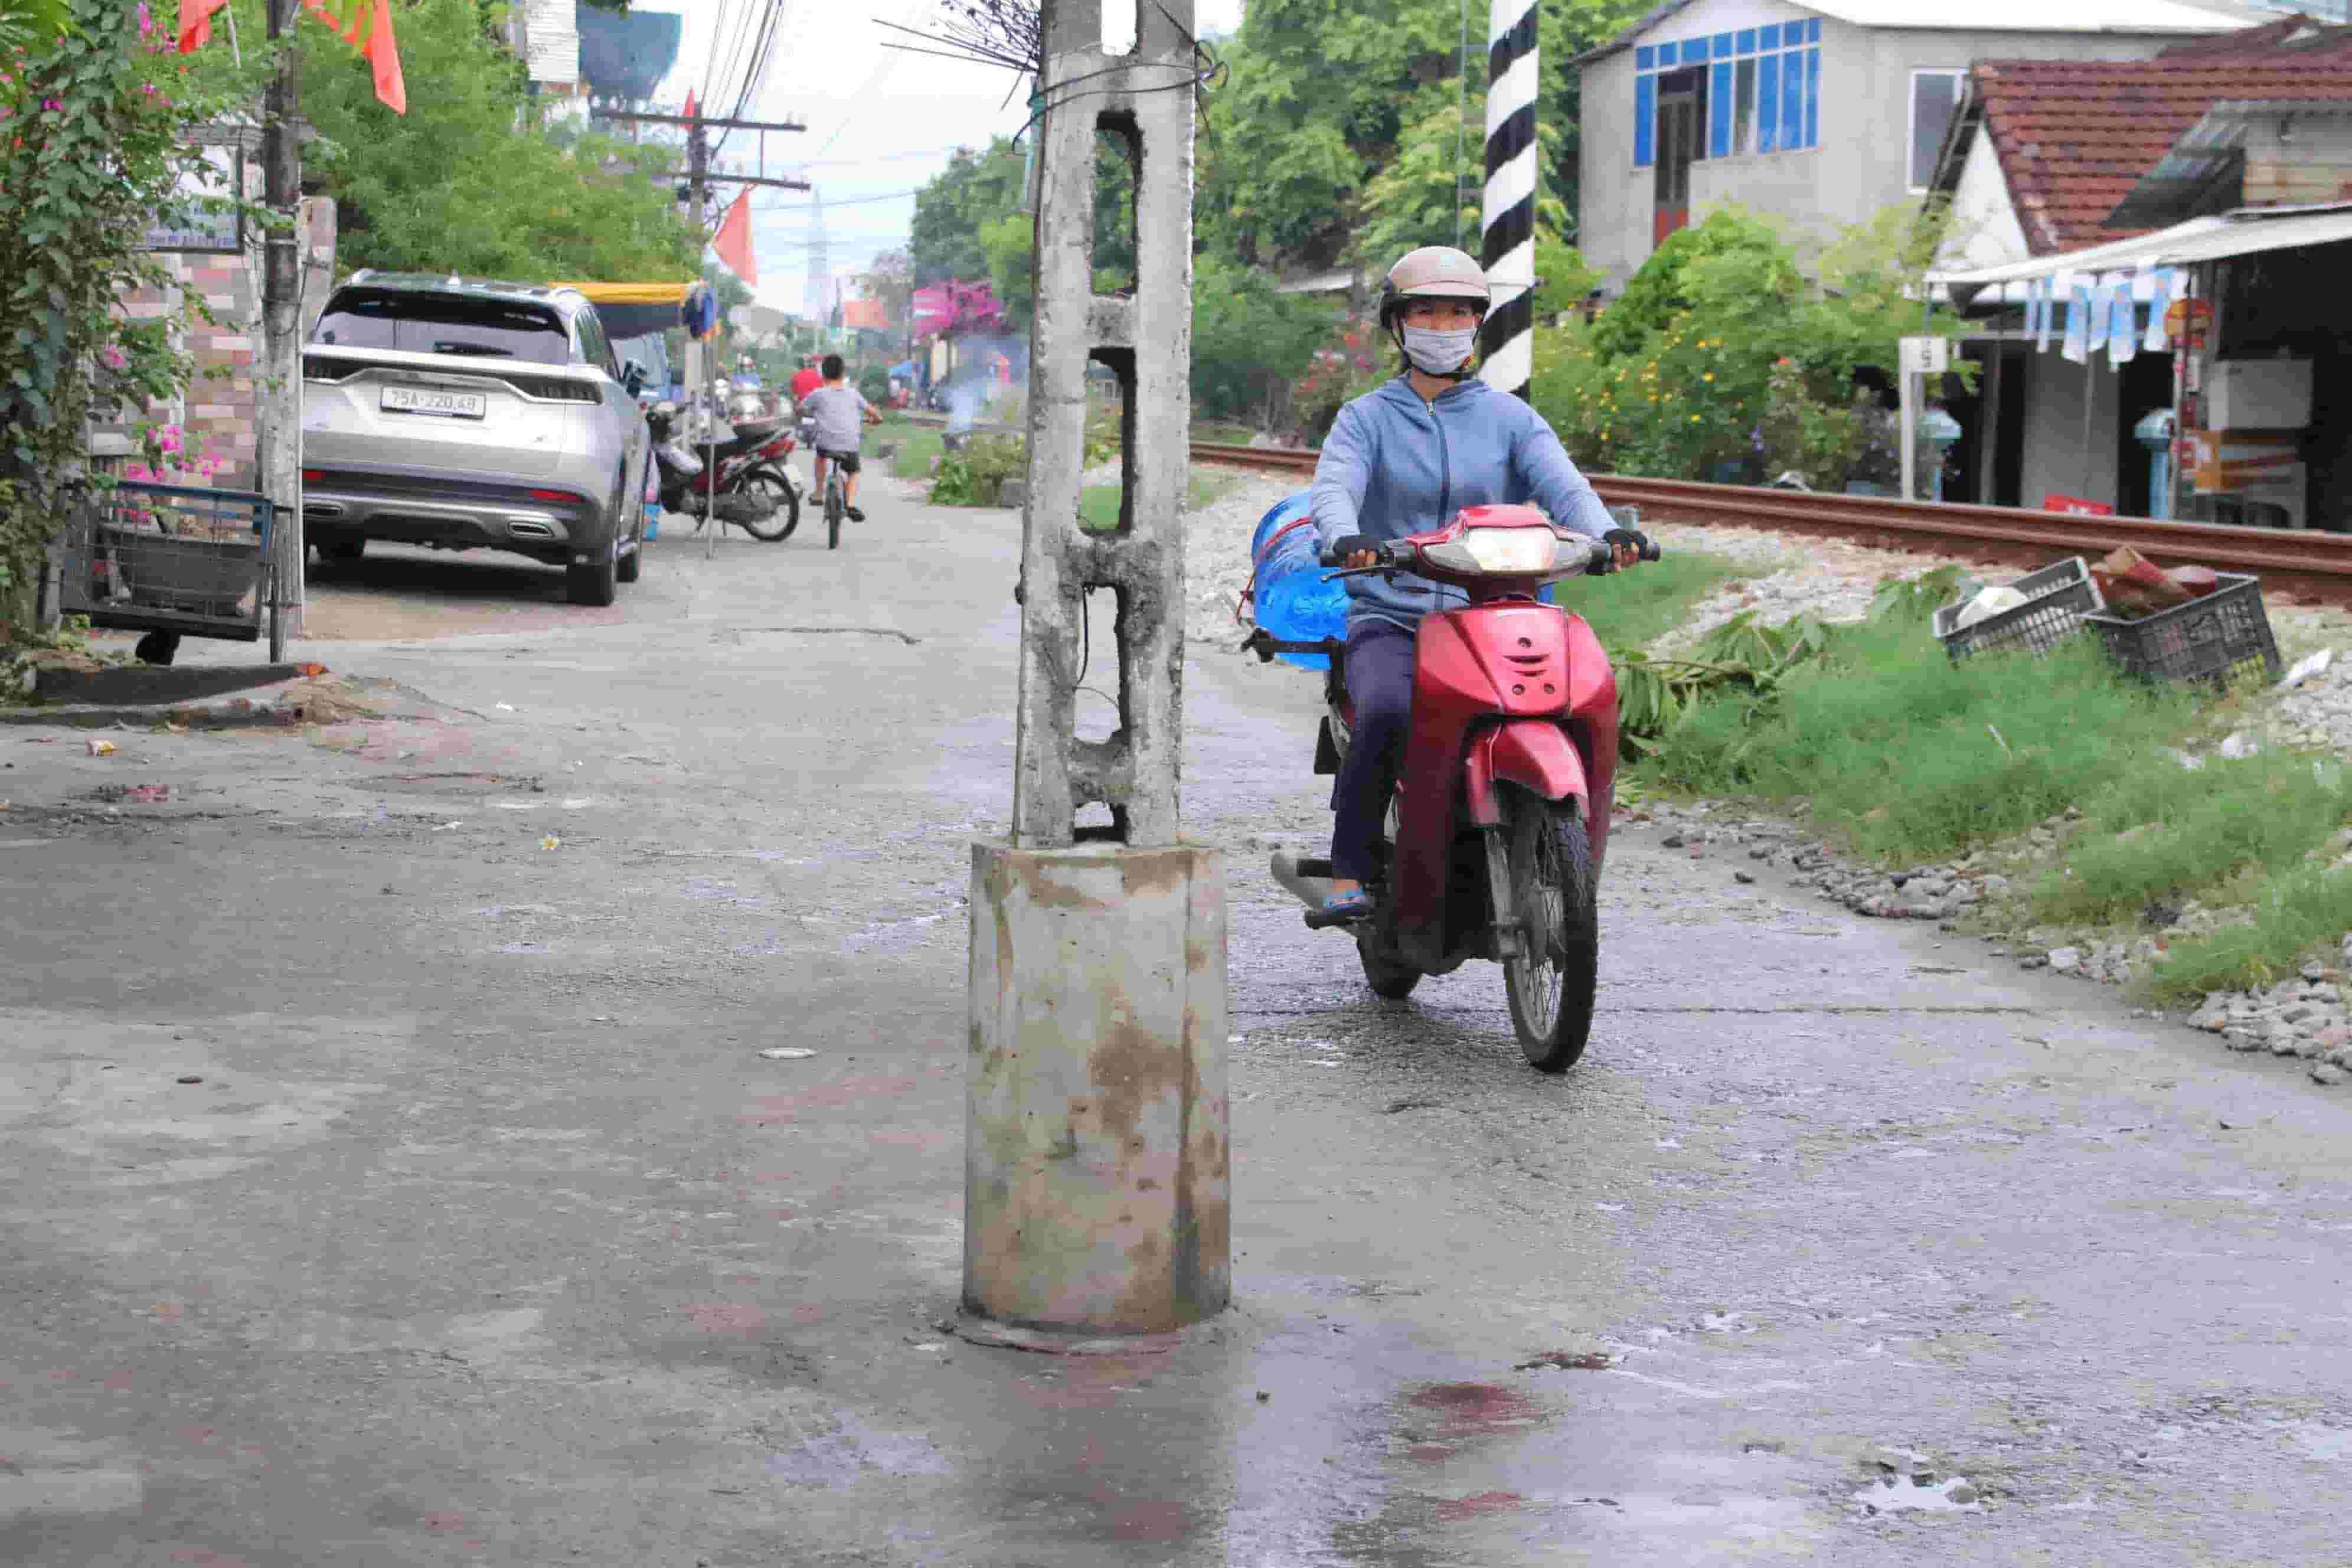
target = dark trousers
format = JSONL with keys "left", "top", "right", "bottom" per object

{"left": 1330, "top": 618, "right": 1416, "bottom": 883}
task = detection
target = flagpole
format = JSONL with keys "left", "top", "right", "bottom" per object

{"left": 259, "top": 0, "right": 304, "bottom": 652}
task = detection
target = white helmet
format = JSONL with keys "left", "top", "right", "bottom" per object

{"left": 1377, "top": 246, "right": 1491, "bottom": 331}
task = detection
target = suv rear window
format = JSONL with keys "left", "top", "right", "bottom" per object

{"left": 313, "top": 289, "right": 571, "bottom": 367}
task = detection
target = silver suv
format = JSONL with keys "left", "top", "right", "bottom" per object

{"left": 302, "top": 272, "right": 650, "bottom": 606}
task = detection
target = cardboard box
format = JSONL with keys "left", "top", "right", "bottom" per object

{"left": 2189, "top": 429, "right": 2301, "bottom": 494}
{"left": 2206, "top": 359, "right": 2312, "bottom": 430}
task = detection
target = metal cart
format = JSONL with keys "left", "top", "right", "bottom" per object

{"left": 57, "top": 480, "right": 283, "bottom": 662}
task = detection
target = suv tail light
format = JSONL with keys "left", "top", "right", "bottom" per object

{"left": 527, "top": 488, "right": 582, "bottom": 505}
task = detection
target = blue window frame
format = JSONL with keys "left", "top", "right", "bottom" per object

{"left": 1781, "top": 48, "right": 1804, "bottom": 151}
{"left": 1805, "top": 47, "right": 1821, "bottom": 149}
{"left": 1636, "top": 23, "right": 1822, "bottom": 162}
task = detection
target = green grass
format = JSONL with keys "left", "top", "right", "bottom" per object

{"left": 880, "top": 416, "right": 943, "bottom": 481}
{"left": 1077, "top": 467, "right": 1249, "bottom": 530}
{"left": 2154, "top": 866, "right": 2352, "bottom": 998}
{"left": 1559, "top": 551, "right": 1745, "bottom": 659}
{"left": 1638, "top": 610, "right": 2352, "bottom": 1001}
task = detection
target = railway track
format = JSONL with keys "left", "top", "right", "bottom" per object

{"left": 1187, "top": 442, "right": 2352, "bottom": 605}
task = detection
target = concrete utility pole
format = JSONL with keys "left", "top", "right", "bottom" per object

{"left": 258, "top": 0, "right": 304, "bottom": 646}
{"left": 964, "top": 0, "right": 1229, "bottom": 1340}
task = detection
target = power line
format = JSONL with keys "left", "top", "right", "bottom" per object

{"left": 753, "top": 184, "right": 926, "bottom": 211}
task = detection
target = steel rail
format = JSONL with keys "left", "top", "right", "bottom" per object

{"left": 1183, "top": 443, "right": 2352, "bottom": 604}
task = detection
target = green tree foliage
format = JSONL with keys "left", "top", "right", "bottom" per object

{"left": 297, "top": 0, "right": 697, "bottom": 280}
{"left": 1197, "top": 0, "right": 1649, "bottom": 270}
{"left": 0, "top": 0, "right": 257, "bottom": 626}
{"left": 911, "top": 131, "right": 1134, "bottom": 315}
{"left": 1190, "top": 256, "right": 1331, "bottom": 423}
{"left": 911, "top": 138, "right": 1025, "bottom": 287}
{"left": 1531, "top": 205, "right": 1960, "bottom": 483}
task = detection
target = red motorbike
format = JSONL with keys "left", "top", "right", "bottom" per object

{"left": 645, "top": 400, "right": 802, "bottom": 542}
{"left": 1258, "top": 504, "right": 1658, "bottom": 1072}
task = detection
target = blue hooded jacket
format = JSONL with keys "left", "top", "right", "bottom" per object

{"left": 1309, "top": 375, "right": 1615, "bottom": 632}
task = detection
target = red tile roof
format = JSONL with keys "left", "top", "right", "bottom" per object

{"left": 1975, "top": 53, "right": 2352, "bottom": 254}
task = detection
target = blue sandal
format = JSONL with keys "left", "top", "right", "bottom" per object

{"left": 1321, "top": 889, "right": 1374, "bottom": 922}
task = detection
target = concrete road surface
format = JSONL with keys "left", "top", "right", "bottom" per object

{"left": 5, "top": 475, "right": 2351, "bottom": 1566}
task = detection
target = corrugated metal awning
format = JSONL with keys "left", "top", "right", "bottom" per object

{"left": 1929, "top": 203, "right": 2352, "bottom": 308}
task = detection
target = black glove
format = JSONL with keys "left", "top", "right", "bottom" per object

{"left": 1602, "top": 527, "right": 1652, "bottom": 558}
{"left": 1328, "top": 534, "right": 1381, "bottom": 565}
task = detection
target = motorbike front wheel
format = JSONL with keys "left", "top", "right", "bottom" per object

{"left": 736, "top": 469, "right": 800, "bottom": 542}
{"left": 1501, "top": 787, "right": 1599, "bottom": 1072}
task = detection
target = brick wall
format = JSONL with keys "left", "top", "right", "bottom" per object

{"left": 99, "top": 187, "right": 337, "bottom": 491}
{"left": 2243, "top": 119, "right": 2352, "bottom": 208}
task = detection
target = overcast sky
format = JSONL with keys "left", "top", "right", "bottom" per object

{"left": 633, "top": 0, "right": 1246, "bottom": 315}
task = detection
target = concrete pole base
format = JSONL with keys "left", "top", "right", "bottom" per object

{"left": 965, "top": 841, "right": 1230, "bottom": 1335}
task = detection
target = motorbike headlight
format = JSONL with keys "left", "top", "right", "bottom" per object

{"left": 1454, "top": 527, "right": 1559, "bottom": 574}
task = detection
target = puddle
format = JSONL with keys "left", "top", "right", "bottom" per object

{"left": 1851, "top": 1473, "right": 1983, "bottom": 1515}
{"left": 2275, "top": 1420, "right": 2352, "bottom": 1461}
{"left": 498, "top": 943, "right": 550, "bottom": 955}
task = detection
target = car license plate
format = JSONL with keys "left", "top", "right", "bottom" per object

{"left": 380, "top": 386, "right": 486, "bottom": 420}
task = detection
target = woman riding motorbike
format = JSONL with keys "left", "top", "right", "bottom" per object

{"left": 1310, "top": 244, "right": 1650, "bottom": 921}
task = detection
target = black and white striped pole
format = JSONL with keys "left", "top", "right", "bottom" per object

{"left": 1479, "top": 0, "right": 1538, "bottom": 400}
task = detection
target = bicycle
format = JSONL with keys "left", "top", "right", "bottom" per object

{"left": 821, "top": 458, "right": 848, "bottom": 551}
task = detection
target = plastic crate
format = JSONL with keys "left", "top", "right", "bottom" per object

{"left": 1932, "top": 557, "right": 2104, "bottom": 662}
{"left": 2084, "top": 573, "right": 2281, "bottom": 688}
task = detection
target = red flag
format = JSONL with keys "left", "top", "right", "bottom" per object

{"left": 712, "top": 190, "right": 757, "bottom": 287}
{"left": 178, "top": 0, "right": 228, "bottom": 53}
{"left": 684, "top": 87, "right": 699, "bottom": 121}
{"left": 364, "top": 0, "right": 406, "bottom": 115}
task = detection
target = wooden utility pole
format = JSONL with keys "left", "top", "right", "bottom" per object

{"left": 257, "top": 0, "right": 303, "bottom": 649}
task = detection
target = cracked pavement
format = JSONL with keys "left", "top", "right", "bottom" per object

{"left": 4, "top": 478, "right": 2351, "bottom": 1565}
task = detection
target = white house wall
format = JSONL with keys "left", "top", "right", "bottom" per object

{"left": 1937, "top": 126, "right": 2031, "bottom": 273}
{"left": 1579, "top": 12, "right": 2193, "bottom": 291}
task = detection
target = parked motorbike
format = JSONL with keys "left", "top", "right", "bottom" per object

{"left": 1253, "top": 504, "right": 1660, "bottom": 1072}
{"left": 645, "top": 399, "right": 802, "bottom": 543}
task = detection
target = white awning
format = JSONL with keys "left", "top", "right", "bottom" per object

{"left": 1932, "top": 204, "right": 2352, "bottom": 309}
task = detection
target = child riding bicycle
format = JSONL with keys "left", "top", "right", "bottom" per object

{"left": 799, "top": 354, "right": 884, "bottom": 522}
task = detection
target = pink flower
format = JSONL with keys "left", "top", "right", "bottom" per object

{"left": 126, "top": 462, "right": 153, "bottom": 481}
{"left": 41, "top": 97, "right": 61, "bottom": 112}
{"left": 157, "top": 428, "right": 182, "bottom": 454}
{"left": 100, "top": 346, "right": 128, "bottom": 370}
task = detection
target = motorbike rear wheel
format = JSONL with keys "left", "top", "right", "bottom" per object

{"left": 1356, "top": 930, "right": 1422, "bottom": 999}
{"left": 1501, "top": 788, "right": 1599, "bottom": 1072}
{"left": 737, "top": 469, "right": 800, "bottom": 542}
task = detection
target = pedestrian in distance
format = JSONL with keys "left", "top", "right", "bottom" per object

{"left": 801, "top": 354, "right": 884, "bottom": 522}
{"left": 1311, "top": 244, "right": 1651, "bottom": 923}
{"left": 788, "top": 355, "right": 824, "bottom": 407}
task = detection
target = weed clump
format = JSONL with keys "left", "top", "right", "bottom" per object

{"left": 1631, "top": 566, "right": 2351, "bottom": 999}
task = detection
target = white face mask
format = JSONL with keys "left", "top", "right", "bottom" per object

{"left": 1401, "top": 324, "right": 1478, "bottom": 375}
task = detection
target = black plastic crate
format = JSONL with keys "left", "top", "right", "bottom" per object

{"left": 1932, "top": 557, "right": 2103, "bottom": 662}
{"left": 2084, "top": 573, "right": 2281, "bottom": 688}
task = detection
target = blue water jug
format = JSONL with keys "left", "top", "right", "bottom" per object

{"left": 1248, "top": 492, "right": 1347, "bottom": 671}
